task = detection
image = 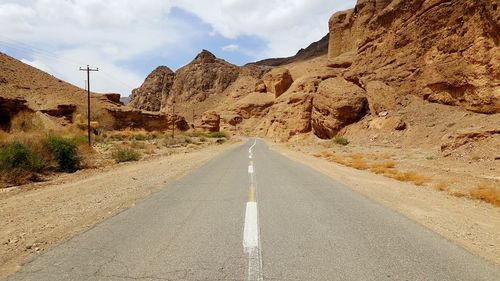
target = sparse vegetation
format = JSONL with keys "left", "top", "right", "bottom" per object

{"left": 0, "top": 142, "right": 44, "bottom": 172}
{"left": 425, "top": 156, "right": 434, "bottom": 160}
{"left": 45, "top": 135, "right": 81, "bottom": 172}
{"left": 210, "top": 131, "right": 229, "bottom": 139}
{"left": 434, "top": 182, "right": 450, "bottom": 191}
{"left": 386, "top": 171, "right": 429, "bottom": 186}
{"left": 469, "top": 184, "right": 500, "bottom": 207}
{"left": 316, "top": 150, "right": 430, "bottom": 186}
{"left": 112, "top": 147, "right": 141, "bottom": 163}
{"left": 333, "top": 136, "right": 349, "bottom": 146}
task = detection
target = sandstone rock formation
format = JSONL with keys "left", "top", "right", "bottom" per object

{"left": 312, "top": 78, "right": 368, "bottom": 139}
{"left": 200, "top": 111, "right": 221, "bottom": 132}
{"left": 161, "top": 50, "right": 239, "bottom": 110}
{"left": 331, "top": 0, "right": 499, "bottom": 114}
{"left": 365, "top": 81, "right": 399, "bottom": 115}
{"left": 129, "top": 66, "right": 174, "bottom": 111}
{"left": 262, "top": 68, "right": 293, "bottom": 98}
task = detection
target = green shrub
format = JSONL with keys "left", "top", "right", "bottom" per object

{"left": 112, "top": 148, "right": 140, "bottom": 163}
{"left": 333, "top": 136, "right": 349, "bottom": 146}
{"left": 210, "top": 131, "right": 228, "bottom": 139}
{"left": 45, "top": 136, "right": 80, "bottom": 172}
{"left": 0, "top": 142, "right": 43, "bottom": 172}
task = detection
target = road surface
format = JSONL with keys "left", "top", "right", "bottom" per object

{"left": 7, "top": 139, "right": 500, "bottom": 280}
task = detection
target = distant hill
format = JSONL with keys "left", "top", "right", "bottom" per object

{"left": 250, "top": 34, "right": 329, "bottom": 67}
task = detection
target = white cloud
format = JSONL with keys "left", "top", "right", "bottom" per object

{"left": 172, "top": 0, "right": 356, "bottom": 58}
{"left": 222, "top": 44, "right": 240, "bottom": 52}
{"left": 0, "top": 0, "right": 194, "bottom": 96}
{"left": 0, "top": 0, "right": 357, "bottom": 95}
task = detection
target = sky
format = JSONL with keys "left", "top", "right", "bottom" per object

{"left": 0, "top": 0, "right": 356, "bottom": 96}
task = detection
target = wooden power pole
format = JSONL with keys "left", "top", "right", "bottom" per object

{"left": 79, "top": 65, "right": 99, "bottom": 146}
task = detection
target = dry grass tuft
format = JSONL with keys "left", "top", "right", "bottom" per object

{"left": 348, "top": 158, "right": 369, "bottom": 170}
{"left": 387, "top": 171, "right": 430, "bottom": 186}
{"left": 434, "top": 182, "right": 450, "bottom": 191}
{"left": 469, "top": 184, "right": 500, "bottom": 207}
{"left": 449, "top": 189, "right": 468, "bottom": 198}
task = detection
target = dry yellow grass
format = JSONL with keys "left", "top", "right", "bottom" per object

{"left": 469, "top": 184, "right": 500, "bottom": 207}
{"left": 434, "top": 182, "right": 450, "bottom": 191}
{"left": 348, "top": 158, "right": 369, "bottom": 170}
{"left": 387, "top": 171, "right": 430, "bottom": 186}
{"left": 449, "top": 189, "right": 469, "bottom": 198}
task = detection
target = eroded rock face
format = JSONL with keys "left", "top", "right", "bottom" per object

{"left": 312, "top": 78, "right": 368, "bottom": 139}
{"left": 331, "top": 0, "right": 500, "bottom": 114}
{"left": 261, "top": 93, "right": 314, "bottom": 141}
{"left": 162, "top": 50, "right": 240, "bottom": 109}
{"left": 365, "top": 81, "right": 399, "bottom": 115}
{"left": 129, "top": 66, "right": 175, "bottom": 112}
{"left": 0, "top": 97, "right": 33, "bottom": 132}
{"left": 262, "top": 68, "right": 293, "bottom": 98}
{"left": 107, "top": 108, "right": 188, "bottom": 131}
{"left": 200, "top": 111, "right": 221, "bottom": 132}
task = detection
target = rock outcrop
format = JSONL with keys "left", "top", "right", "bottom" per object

{"left": 262, "top": 68, "right": 293, "bottom": 98}
{"left": 311, "top": 78, "right": 368, "bottom": 139}
{"left": 161, "top": 50, "right": 240, "bottom": 109}
{"left": 129, "top": 66, "right": 174, "bottom": 111}
{"left": 0, "top": 97, "right": 33, "bottom": 132}
{"left": 200, "top": 111, "right": 221, "bottom": 132}
{"left": 329, "top": 0, "right": 499, "bottom": 114}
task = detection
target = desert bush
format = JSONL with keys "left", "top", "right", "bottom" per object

{"left": 133, "top": 133, "right": 149, "bottom": 141}
{"left": 45, "top": 135, "right": 80, "bottom": 172}
{"left": 333, "top": 136, "right": 349, "bottom": 146}
{"left": 112, "top": 147, "right": 140, "bottom": 163}
{"left": 0, "top": 142, "right": 44, "bottom": 172}
{"left": 210, "top": 131, "right": 229, "bottom": 139}
{"left": 469, "top": 184, "right": 500, "bottom": 207}
{"left": 130, "top": 141, "right": 147, "bottom": 149}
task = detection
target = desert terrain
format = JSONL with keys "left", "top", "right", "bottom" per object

{"left": 1, "top": 0, "right": 499, "bottom": 280}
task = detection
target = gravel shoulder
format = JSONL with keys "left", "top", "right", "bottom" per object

{"left": 270, "top": 142, "right": 500, "bottom": 266}
{"left": 0, "top": 140, "right": 242, "bottom": 279}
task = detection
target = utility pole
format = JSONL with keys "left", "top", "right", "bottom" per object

{"left": 79, "top": 65, "right": 99, "bottom": 146}
{"left": 171, "top": 95, "right": 175, "bottom": 138}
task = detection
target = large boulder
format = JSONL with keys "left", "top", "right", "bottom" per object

{"left": 260, "top": 92, "right": 314, "bottom": 141}
{"left": 200, "top": 111, "right": 221, "bottom": 132}
{"left": 312, "top": 78, "right": 368, "bottom": 139}
{"left": 129, "top": 66, "right": 174, "bottom": 112}
{"left": 262, "top": 68, "right": 293, "bottom": 98}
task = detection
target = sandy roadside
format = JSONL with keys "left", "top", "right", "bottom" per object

{"left": 269, "top": 142, "right": 500, "bottom": 266}
{"left": 0, "top": 140, "right": 243, "bottom": 279}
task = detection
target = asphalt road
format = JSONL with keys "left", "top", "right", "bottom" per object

{"left": 7, "top": 139, "right": 500, "bottom": 281}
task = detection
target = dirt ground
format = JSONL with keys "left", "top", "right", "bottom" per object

{"left": 0, "top": 140, "right": 242, "bottom": 279}
{"left": 270, "top": 141, "right": 500, "bottom": 266}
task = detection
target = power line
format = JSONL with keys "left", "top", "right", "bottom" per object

{"left": 0, "top": 36, "right": 137, "bottom": 94}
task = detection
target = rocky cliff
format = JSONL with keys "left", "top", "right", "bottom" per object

{"left": 331, "top": 0, "right": 500, "bottom": 114}
{"left": 129, "top": 66, "right": 175, "bottom": 111}
{"left": 128, "top": 0, "right": 499, "bottom": 144}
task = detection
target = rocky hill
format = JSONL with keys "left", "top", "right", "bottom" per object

{"left": 0, "top": 52, "right": 186, "bottom": 133}
{"left": 252, "top": 34, "right": 329, "bottom": 67}
{"left": 129, "top": 0, "right": 499, "bottom": 162}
